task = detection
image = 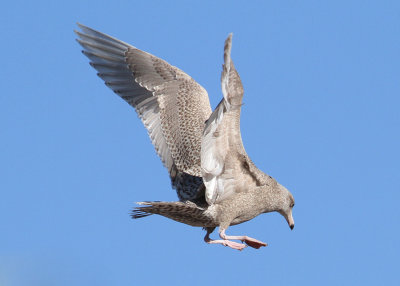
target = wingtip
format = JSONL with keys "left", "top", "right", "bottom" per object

{"left": 75, "top": 23, "right": 87, "bottom": 36}
{"left": 225, "top": 33, "right": 233, "bottom": 46}
{"left": 224, "top": 33, "right": 233, "bottom": 57}
{"left": 221, "top": 32, "right": 233, "bottom": 99}
{"left": 75, "top": 23, "right": 97, "bottom": 34}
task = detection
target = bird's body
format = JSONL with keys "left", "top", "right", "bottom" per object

{"left": 134, "top": 177, "right": 280, "bottom": 228}
{"left": 76, "top": 24, "right": 295, "bottom": 250}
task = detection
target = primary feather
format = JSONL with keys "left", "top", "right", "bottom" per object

{"left": 76, "top": 24, "right": 295, "bottom": 251}
{"left": 76, "top": 23, "right": 211, "bottom": 201}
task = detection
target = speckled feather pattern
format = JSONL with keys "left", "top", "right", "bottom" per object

{"left": 77, "top": 25, "right": 295, "bottom": 247}
{"left": 132, "top": 201, "right": 215, "bottom": 227}
{"left": 76, "top": 24, "right": 211, "bottom": 201}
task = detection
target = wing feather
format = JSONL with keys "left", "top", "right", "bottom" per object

{"left": 201, "top": 34, "right": 247, "bottom": 205}
{"left": 76, "top": 23, "right": 211, "bottom": 200}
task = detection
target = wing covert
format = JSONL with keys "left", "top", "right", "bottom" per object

{"left": 76, "top": 24, "right": 212, "bottom": 200}
{"left": 201, "top": 34, "right": 248, "bottom": 205}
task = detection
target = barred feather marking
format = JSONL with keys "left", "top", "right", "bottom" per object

{"left": 131, "top": 201, "right": 215, "bottom": 227}
{"left": 76, "top": 23, "right": 212, "bottom": 201}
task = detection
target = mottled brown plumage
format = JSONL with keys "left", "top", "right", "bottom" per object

{"left": 76, "top": 24, "right": 295, "bottom": 250}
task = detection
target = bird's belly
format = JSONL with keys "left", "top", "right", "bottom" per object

{"left": 230, "top": 212, "right": 259, "bottom": 226}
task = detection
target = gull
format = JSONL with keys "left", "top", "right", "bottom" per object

{"left": 75, "top": 24, "right": 295, "bottom": 250}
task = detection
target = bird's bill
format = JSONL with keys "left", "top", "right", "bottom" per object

{"left": 286, "top": 210, "right": 295, "bottom": 230}
{"left": 278, "top": 209, "right": 295, "bottom": 230}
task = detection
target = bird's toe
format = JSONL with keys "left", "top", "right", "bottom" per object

{"left": 243, "top": 238, "right": 267, "bottom": 249}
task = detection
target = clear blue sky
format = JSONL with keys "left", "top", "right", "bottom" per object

{"left": 1, "top": 0, "right": 399, "bottom": 285}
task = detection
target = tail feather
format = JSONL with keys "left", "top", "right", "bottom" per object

{"left": 131, "top": 210, "right": 153, "bottom": 219}
{"left": 131, "top": 201, "right": 215, "bottom": 227}
{"left": 131, "top": 201, "right": 156, "bottom": 219}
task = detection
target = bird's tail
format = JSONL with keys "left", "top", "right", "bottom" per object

{"left": 131, "top": 201, "right": 215, "bottom": 227}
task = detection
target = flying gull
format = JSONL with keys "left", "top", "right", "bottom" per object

{"left": 75, "top": 24, "right": 295, "bottom": 250}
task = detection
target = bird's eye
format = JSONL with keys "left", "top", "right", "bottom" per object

{"left": 290, "top": 203, "right": 295, "bottom": 208}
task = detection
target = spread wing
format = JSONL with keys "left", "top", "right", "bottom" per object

{"left": 75, "top": 23, "right": 212, "bottom": 200}
{"left": 201, "top": 34, "right": 269, "bottom": 205}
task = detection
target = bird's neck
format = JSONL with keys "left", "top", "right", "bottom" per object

{"left": 254, "top": 181, "right": 285, "bottom": 214}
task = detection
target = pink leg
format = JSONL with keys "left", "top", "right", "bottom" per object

{"left": 220, "top": 229, "right": 267, "bottom": 249}
{"left": 204, "top": 230, "right": 247, "bottom": 251}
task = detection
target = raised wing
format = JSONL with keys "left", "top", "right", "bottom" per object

{"left": 75, "top": 24, "right": 212, "bottom": 200}
{"left": 201, "top": 34, "right": 268, "bottom": 205}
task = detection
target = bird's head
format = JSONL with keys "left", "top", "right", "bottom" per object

{"left": 276, "top": 184, "right": 295, "bottom": 230}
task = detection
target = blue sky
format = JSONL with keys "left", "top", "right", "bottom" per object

{"left": 1, "top": 0, "right": 399, "bottom": 285}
